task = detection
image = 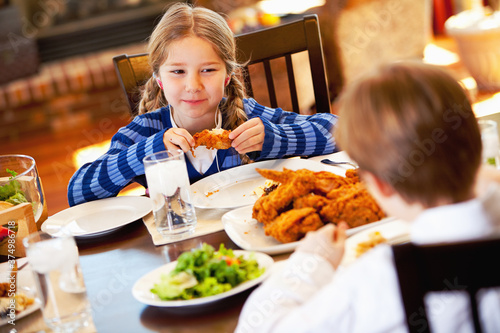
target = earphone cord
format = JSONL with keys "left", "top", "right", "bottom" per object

{"left": 215, "top": 107, "right": 221, "bottom": 173}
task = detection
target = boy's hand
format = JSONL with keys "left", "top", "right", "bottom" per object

{"left": 163, "top": 128, "right": 195, "bottom": 153}
{"left": 229, "top": 118, "right": 265, "bottom": 154}
{"left": 296, "top": 222, "right": 349, "bottom": 269}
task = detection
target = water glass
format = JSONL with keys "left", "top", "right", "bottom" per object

{"left": 478, "top": 119, "right": 500, "bottom": 168}
{"left": 143, "top": 150, "right": 197, "bottom": 239}
{"left": 0, "top": 154, "right": 48, "bottom": 227}
{"left": 23, "top": 231, "right": 92, "bottom": 332}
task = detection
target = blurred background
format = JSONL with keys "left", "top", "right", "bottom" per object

{"left": 1, "top": 0, "right": 499, "bottom": 216}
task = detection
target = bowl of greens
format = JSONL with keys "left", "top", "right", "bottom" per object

{"left": 0, "top": 155, "right": 45, "bottom": 224}
{"left": 132, "top": 243, "right": 273, "bottom": 307}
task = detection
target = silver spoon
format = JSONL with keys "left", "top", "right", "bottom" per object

{"left": 320, "top": 159, "right": 358, "bottom": 168}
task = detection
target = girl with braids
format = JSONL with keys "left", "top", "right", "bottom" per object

{"left": 67, "top": 3, "right": 338, "bottom": 206}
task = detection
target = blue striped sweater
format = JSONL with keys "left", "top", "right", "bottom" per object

{"left": 68, "top": 98, "right": 338, "bottom": 206}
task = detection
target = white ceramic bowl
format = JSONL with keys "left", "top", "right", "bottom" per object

{"left": 445, "top": 9, "right": 500, "bottom": 91}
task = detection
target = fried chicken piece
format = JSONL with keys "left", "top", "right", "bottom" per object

{"left": 256, "top": 168, "right": 296, "bottom": 184}
{"left": 193, "top": 129, "right": 232, "bottom": 150}
{"left": 345, "top": 168, "right": 360, "bottom": 183}
{"left": 320, "top": 183, "right": 385, "bottom": 228}
{"left": 312, "top": 170, "right": 353, "bottom": 195}
{"left": 256, "top": 168, "right": 351, "bottom": 195}
{"left": 264, "top": 207, "right": 324, "bottom": 243}
{"left": 293, "top": 193, "right": 329, "bottom": 211}
{"left": 252, "top": 171, "right": 316, "bottom": 225}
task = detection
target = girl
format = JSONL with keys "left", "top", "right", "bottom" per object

{"left": 67, "top": 3, "right": 338, "bottom": 206}
{"left": 236, "top": 61, "right": 500, "bottom": 332}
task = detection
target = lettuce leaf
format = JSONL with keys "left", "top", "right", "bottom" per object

{"left": 0, "top": 169, "right": 28, "bottom": 204}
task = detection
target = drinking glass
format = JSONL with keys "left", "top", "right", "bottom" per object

{"left": 478, "top": 120, "right": 500, "bottom": 168}
{"left": 143, "top": 150, "right": 197, "bottom": 239}
{"left": 23, "top": 231, "right": 92, "bottom": 332}
{"left": 0, "top": 154, "right": 48, "bottom": 228}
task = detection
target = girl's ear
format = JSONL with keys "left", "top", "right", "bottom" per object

{"left": 224, "top": 76, "right": 231, "bottom": 86}
{"left": 153, "top": 72, "right": 163, "bottom": 89}
{"left": 156, "top": 78, "right": 164, "bottom": 90}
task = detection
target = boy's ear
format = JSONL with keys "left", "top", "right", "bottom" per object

{"left": 362, "top": 171, "right": 395, "bottom": 197}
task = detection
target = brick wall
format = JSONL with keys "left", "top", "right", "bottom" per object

{"left": 0, "top": 43, "right": 147, "bottom": 145}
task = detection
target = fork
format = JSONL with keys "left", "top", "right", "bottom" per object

{"left": 320, "top": 159, "right": 358, "bottom": 168}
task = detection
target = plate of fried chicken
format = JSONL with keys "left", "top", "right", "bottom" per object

{"left": 222, "top": 168, "right": 394, "bottom": 255}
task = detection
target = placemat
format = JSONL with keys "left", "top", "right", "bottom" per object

{"left": 142, "top": 208, "right": 230, "bottom": 246}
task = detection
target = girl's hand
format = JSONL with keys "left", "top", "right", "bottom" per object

{"left": 296, "top": 222, "right": 349, "bottom": 269}
{"left": 229, "top": 118, "right": 265, "bottom": 154}
{"left": 163, "top": 128, "right": 194, "bottom": 153}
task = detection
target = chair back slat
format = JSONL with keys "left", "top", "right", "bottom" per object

{"left": 263, "top": 60, "right": 278, "bottom": 108}
{"left": 285, "top": 54, "right": 299, "bottom": 113}
{"left": 235, "top": 20, "right": 308, "bottom": 62}
{"left": 241, "top": 66, "right": 253, "bottom": 98}
{"left": 113, "top": 53, "right": 149, "bottom": 116}
{"left": 392, "top": 237, "right": 500, "bottom": 333}
{"left": 303, "top": 16, "right": 331, "bottom": 114}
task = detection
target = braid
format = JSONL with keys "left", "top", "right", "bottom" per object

{"left": 222, "top": 73, "right": 253, "bottom": 164}
{"left": 138, "top": 77, "right": 167, "bottom": 115}
{"left": 222, "top": 73, "right": 247, "bottom": 129}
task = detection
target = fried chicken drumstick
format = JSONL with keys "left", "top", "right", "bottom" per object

{"left": 252, "top": 168, "right": 385, "bottom": 243}
{"left": 193, "top": 129, "right": 232, "bottom": 150}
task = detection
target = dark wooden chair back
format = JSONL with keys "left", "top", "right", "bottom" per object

{"left": 113, "top": 53, "right": 150, "bottom": 116}
{"left": 113, "top": 14, "right": 333, "bottom": 115}
{"left": 235, "top": 14, "right": 331, "bottom": 113}
{"left": 392, "top": 237, "right": 500, "bottom": 333}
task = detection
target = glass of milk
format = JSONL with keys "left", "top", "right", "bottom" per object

{"left": 23, "top": 231, "right": 92, "bottom": 332}
{"left": 478, "top": 120, "right": 500, "bottom": 168}
{"left": 143, "top": 150, "right": 197, "bottom": 239}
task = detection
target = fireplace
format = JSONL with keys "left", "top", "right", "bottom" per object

{"left": 17, "top": 0, "right": 184, "bottom": 63}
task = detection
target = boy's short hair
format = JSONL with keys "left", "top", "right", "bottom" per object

{"left": 335, "top": 61, "right": 481, "bottom": 207}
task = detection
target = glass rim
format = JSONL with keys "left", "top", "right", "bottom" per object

{"left": 143, "top": 149, "right": 184, "bottom": 164}
{"left": 478, "top": 119, "right": 497, "bottom": 127}
{"left": 23, "top": 230, "right": 74, "bottom": 247}
{"left": 0, "top": 154, "right": 36, "bottom": 181}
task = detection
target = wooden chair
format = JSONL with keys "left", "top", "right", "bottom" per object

{"left": 113, "top": 53, "right": 151, "bottom": 116}
{"left": 392, "top": 237, "right": 500, "bottom": 333}
{"left": 235, "top": 14, "right": 332, "bottom": 113}
{"left": 113, "top": 14, "right": 333, "bottom": 115}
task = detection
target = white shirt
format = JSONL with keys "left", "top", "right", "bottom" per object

{"left": 236, "top": 185, "right": 500, "bottom": 333}
{"left": 170, "top": 109, "right": 221, "bottom": 175}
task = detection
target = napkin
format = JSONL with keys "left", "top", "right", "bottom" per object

{"left": 142, "top": 208, "right": 229, "bottom": 246}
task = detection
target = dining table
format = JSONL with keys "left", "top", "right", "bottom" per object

{"left": 4, "top": 109, "right": 500, "bottom": 333}
{"left": 5, "top": 151, "right": 357, "bottom": 333}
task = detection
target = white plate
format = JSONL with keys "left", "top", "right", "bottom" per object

{"left": 0, "top": 268, "right": 40, "bottom": 326}
{"left": 340, "top": 219, "right": 411, "bottom": 267}
{"left": 191, "top": 158, "right": 343, "bottom": 209}
{"left": 132, "top": 250, "right": 273, "bottom": 307}
{"left": 222, "top": 205, "right": 396, "bottom": 255}
{"left": 41, "top": 196, "right": 152, "bottom": 238}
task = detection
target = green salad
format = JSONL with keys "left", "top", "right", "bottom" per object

{"left": 151, "top": 243, "right": 265, "bottom": 300}
{"left": 0, "top": 169, "right": 28, "bottom": 205}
